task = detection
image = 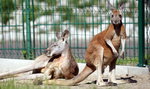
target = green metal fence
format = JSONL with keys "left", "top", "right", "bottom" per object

{"left": 144, "top": 0, "right": 150, "bottom": 66}
{"left": 0, "top": 0, "right": 149, "bottom": 66}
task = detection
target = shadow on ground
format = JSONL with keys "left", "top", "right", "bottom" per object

{"left": 85, "top": 76, "right": 137, "bottom": 86}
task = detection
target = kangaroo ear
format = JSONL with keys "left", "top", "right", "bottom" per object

{"left": 56, "top": 32, "right": 61, "bottom": 40}
{"left": 119, "top": 2, "right": 125, "bottom": 11}
{"left": 107, "top": 0, "right": 115, "bottom": 11}
{"left": 61, "top": 30, "right": 70, "bottom": 41}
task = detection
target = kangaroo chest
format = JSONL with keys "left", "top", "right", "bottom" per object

{"left": 112, "top": 30, "right": 121, "bottom": 49}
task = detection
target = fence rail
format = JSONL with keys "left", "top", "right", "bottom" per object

{"left": 0, "top": 0, "right": 149, "bottom": 66}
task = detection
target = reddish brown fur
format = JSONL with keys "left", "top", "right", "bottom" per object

{"left": 86, "top": 24, "right": 126, "bottom": 67}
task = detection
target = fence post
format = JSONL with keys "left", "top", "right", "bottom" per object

{"left": 25, "top": 0, "right": 32, "bottom": 59}
{"left": 138, "top": 0, "right": 145, "bottom": 67}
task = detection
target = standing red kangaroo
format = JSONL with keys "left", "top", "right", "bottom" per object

{"left": 43, "top": 1, "right": 127, "bottom": 86}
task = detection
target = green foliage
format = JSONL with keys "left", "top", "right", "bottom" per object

{"left": 22, "top": 50, "right": 27, "bottom": 59}
{"left": 24, "top": 5, "right": 55, "bottom": 22}
{"left": 38, "top": 29, "right": 47, "bottom": 34}
{"left": 56, "top": 6, "right": 73, "bottom": 21}
{"left": 77, "top": 1, "right": 93, "bottom": 8}
{"left": 23, "top": 5, "right": 41, "bottom": 22}
{"left": 68, "top": 0, "right": 80, "bottom": 7}
{"left": 42, "top": 10, "right": 54, "bottom": 15}
{"left": 145, "top": 54, "right": 150, "bottom": 59}
{"left": 0, "top": 0, "right": 15, "bottom": 24}
{"left": 116, "top": 0, "right": 128, "bottom": 7}
{"left": 30, "top": 6, "right": 41, "bottom": 21}
{"left": 70, "top": 16, "right": 90, "bottom": 30}
{"left": 21, "top": 49, "right": 34, "bottom": 59}
{"left": 50, "top": 21, "right": 61, "bottom": 32}
{"left": 1, "top": 14, "right": 13, "bottom": 24}
{"left": 1, "top": 0, "right": 15, "bottom": 11}
{"left": 56, "top": 6, "right": 73, "bottom": 13}
{"left": 16, "top": 0, "right": 25, "bottom": 6}
{"left": 37, "top": 0, "right": 57, "bottom": 6}
{"left": 145, "top": 55, "right": 150, "bottom": 65}
{"left": 68, "top": 0, "right": 100, "bottom": 8}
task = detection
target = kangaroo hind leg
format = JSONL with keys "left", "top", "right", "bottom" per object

{"left": 108, "top": 59, "right": 128, "bottom": 84}
{"left": 95, "top": 46, "right": 107, "bottom": 86}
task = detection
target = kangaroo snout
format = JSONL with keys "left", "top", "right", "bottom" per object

{"left": 112, "top": 19, "right": 121, "bottom": 24}
{"left": 44, "top": 49, "right": 52, "bottom": 57}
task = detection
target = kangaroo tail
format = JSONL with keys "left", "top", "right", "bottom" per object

{"left": 0, "top": 64, "right": 36, "bottom": 79}
{"left": 0, "top": 55, "right": 50, "bottom": 79}
{"left": 0, "top": 73, "right": 46, "bottom": 82}
{"left": 43, "top": 64, "right": 96, "bottom": 86}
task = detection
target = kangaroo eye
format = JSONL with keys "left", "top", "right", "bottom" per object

{"left": 62, "top": 38, "right": 64, "bottom": 41}
{"left": 53, "top": 45, "right": 57, "bottom": 47}
{"left": 111, "top": 15, "right": 114, "bottom": 17}
{"left": 119, "top": 14, "right": 122, "bottom": 18}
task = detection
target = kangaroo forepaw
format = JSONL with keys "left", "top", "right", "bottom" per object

{"left": 113, "top": 51, "right": 119, "bottom": 58}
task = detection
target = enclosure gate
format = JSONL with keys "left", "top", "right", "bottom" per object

{"left": 0, "top": 0, "right": 149, "bottom": 66}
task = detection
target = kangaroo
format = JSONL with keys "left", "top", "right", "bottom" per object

{"left": 41, "top": 30, "right": 79, "bottom": 80}
{"left": 42, "top": 1, "right": 127, "bottom": 86}
{"left": 0, "top": 30, "right": 79, "bottom": 81}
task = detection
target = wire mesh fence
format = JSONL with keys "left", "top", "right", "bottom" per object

{"left": 0, "top": 0, "right": 149, "bottom": 66}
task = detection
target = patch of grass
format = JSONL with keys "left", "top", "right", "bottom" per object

{"left": 22, "top": 50, "right": 27, "bottom": 59}
{"left": 145, "top": 54, "right": 150, "bottom": 65}
{"left": 76, "top": 57, "right": 139, "bottom": 66}
{"left": 76, "top": 59, "right": 86, "bottom": 63}
{"left": 0, "top": 80, "right": 70, "bottom": 89}
{"left": 116, "top": 57, "right": 138, "bottom": 66}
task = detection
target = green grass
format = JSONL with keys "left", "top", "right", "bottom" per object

{"left": 145, "top": 55, "right": 150, "bottom": 65}
{"left": 116, "top": 57, "right": 138, "bottom": 66}
{"left": 0, "top": 80, "right": 101, "bottom": 89}
{"left": 0, "top": 80, "right": 70, "bottom": 89}
{"left": 76, "top": 59, "right": 86, "bottom": 63}
{"left": 76, "top": 57, "right": 139, "bottom": 66}
{"left": 75, "top": 54, "right": 150, "bottom": 66}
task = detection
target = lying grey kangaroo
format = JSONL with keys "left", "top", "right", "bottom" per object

{"left": 41, "top": 30, "right": 79, "bottom": 80}
{"left": 42, "top": 1, "right": 128, "bottom": 86}
{"left": 0, "top": 30, "right": 79, "bottom": 81}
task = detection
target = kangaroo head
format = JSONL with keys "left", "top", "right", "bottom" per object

{"left": 45, "top": 30, "right": 70, "bottom": 57}
{"left": 107, "top": 0, "right": 125, "bottom": 25}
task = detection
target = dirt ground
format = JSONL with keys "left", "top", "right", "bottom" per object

{"left": 1, "top": 73, "right": 150, "bottom": 89}
{"left": 50, "top": 74, "right": 150, "bottom": 89}
{"left": 0, "top": 59, "right": 149, "bottom": 89}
